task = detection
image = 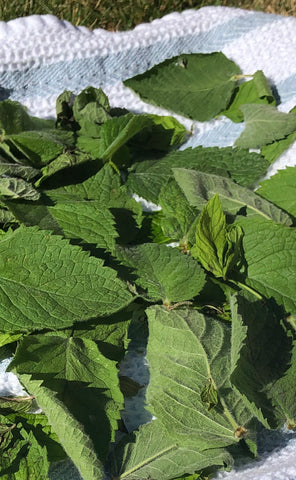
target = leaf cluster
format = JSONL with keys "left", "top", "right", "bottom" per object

{"left": 0, "top": 52, "right": 296, "bottom": 480}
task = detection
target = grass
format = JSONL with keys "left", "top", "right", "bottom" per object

{"left": 0, "top": 0, "right": 295, "bottom": 30}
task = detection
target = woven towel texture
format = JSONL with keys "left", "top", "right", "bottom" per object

{"left": 1, "top": 6, "right": 296, "bottom": 480}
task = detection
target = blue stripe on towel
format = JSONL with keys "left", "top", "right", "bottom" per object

{"left": 0, "top": 11, "right": 279, "bottom": 104}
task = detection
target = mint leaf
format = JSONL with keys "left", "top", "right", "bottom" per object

{"left": 235, "top": 104, "right": 296, "bottom": 148}
{"left": 35, "top": 151, "right": 91, "bottom": 187}
{"left": 173, "top": 168, "right": 292, "bottom": 225}
{"left": 221, "top": 70, "right": 275, "bottom": 123}
{"left": 236, "top": 217, "right": 296, "bottom": 313}
{"left": 257, "top": 166, "right": 296, "bottom": 218}
{"left": 114, "top": 243, "right": 206, "bottom": 305}
{"left": 191, "top": 194, "right": 243, "bottom": 280}
{"left": 146, "top": 305, "right": 255, "bottom": 449}
{"left": 15, "top": 374, "right": 105, "bottom": 480}
{"left": 111, "top": 420, "right": 233, "bottom": 480}
{"left": 124, "top": 53, "right": 241, "bottom": 121}
{"left": 0, "top": 226, "right": 133, "bottom": 332}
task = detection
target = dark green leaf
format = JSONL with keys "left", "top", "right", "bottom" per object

{"left": 124, "top": 53, "right": 241, "bottom": 121}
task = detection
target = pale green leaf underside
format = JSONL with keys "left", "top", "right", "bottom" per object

{"left": 124, "top": 52, "right": 240, "bottom": 121}
{"left": 146, "top": 305, "right": 254, "bottom": 450}
{"left": 173, "top": 168, "right": 292, "bottom": 226}
{"left": 236, "top": 217, "right": 296, "bottom": 314}
{"left": 235, "top": 104, "right": 296, "bottom": 148}
{"left": 0, "top": 226, "right": 133, "bottom": 332}
{"left": 111, "top": 420, "right": 232, "bottom": 480}
{"left": 114, "top": 243, "right": 206, "bottom": 304}
{"left": 127, "top": 147, "right": 268, "bottom": 204}
{"left": 16, "top": 374, "right": 105, "bottom": 480}
{"left": 257, "top": 166, "right": 296, "bottom": 217}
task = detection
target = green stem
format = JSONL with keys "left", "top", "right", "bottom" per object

{"left": 229, "top": 280, "right": 263, "bottom": 300}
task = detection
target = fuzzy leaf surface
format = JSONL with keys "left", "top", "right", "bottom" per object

{"left": 14, "top": 374, "right": 105, "bottom": 480}
{"left": 235, "top": 104, "right": 296, "bottom": 148}
{"left": 111, "top": 420, "right": 233, "bottom": 480}
{"left": 173, "top": 168, "right": 292, "bottom": 226}
{"left": 146, "top": 305, "right": 255, "bottom": 450}
{"left": 124, "top": 53, "right": 240, "bottom": 121}
{"left": 236, "top": 217, "right": 296, "bottom": 313}
{"left": 0, "top": 226, "right": 133, "bottom": 332}
{"left": 114, "top": 243, "right": 206, "bottom": 304}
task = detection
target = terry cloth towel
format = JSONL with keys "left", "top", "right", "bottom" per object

{"left": 1, "top": 6, "right": 296, "bottom": 480}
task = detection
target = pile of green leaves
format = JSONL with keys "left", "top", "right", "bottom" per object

{"left": 1, "top": 51, "right": 296, "bottom": 480}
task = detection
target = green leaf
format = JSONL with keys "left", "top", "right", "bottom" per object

{"left": 0, "top": 427, "right": 50, "bottom": 480}
{"left": 0, "top": 100, "right": 54, "bottom": 135}
{"left": 114, "top": 243, "right": 206, "bottom": 305}
{"left": 77, "top": 113, "right": 153, "bottom": 162}
{"left": 14, "top": 374, "right": 105, "bottom": 480}
{"left": 0, "top": 163, "right": 40, "bottom": 181}
{"left": 48, "top": 200, "right": 118, "bottom": 250}
{"left": 156, "top": 178, "right": 199, "bottom": 247}
{"left": 230, "top": 293, "right": 296, "bottom": 429}
{"left": 111, "top": 420, "right": 233, "bottom": 480}
{"left": 173, "top": 168, "right": 292, "bottom": 226}
{"left": 73, "top": 86, "right": 111, "bottom": 136}
{"left": 6, "top": 130, "right": 74, "bottom": 167}
{"left": 35, "top": 151, "right": 92, "bottom": 187}
{"left": 191, "top": 194, "right": 243, "bottom": 279}
{"left": 236, "top": 216, "right": 296, "bottom": 314}
{"left": 235, "top": 104, "right": 296, "bottom": 148}
{"left": 127, "top": 147, "right": 269, "bottom": 204}
{"left": 260, "top": 105, "right": 296, "bottom": 164}
{"left": 257, "top": 166, "right": 296, "bottom": 218}
{"left": 0, "top": 396, "right": 33, "bottom": 414}
{"left": 146, "top": 305, "right": 255, "bottom": 449}
{"left": 221, "top": 70, "right": 275, "bottom": 123}
{"left": 4, "top": 412, "right": 66, "bottom": 463}
{"left": 0, "top": 332, "right": 23, "bottom": 347}
{"left": 0, "top": 226, "right": 133, "bottom": 332}
{"left": 124, "top": 53, "right": 241, "bottom": 121}
{"left": 0, "top": 177, "right": 40, "bottom": 201}
{"left": 11, "top": 334, "right": 124, "bottom": 469}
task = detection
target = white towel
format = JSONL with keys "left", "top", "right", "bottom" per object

{"left": 1, "top": 7, "right": 296, "bottom": 479}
